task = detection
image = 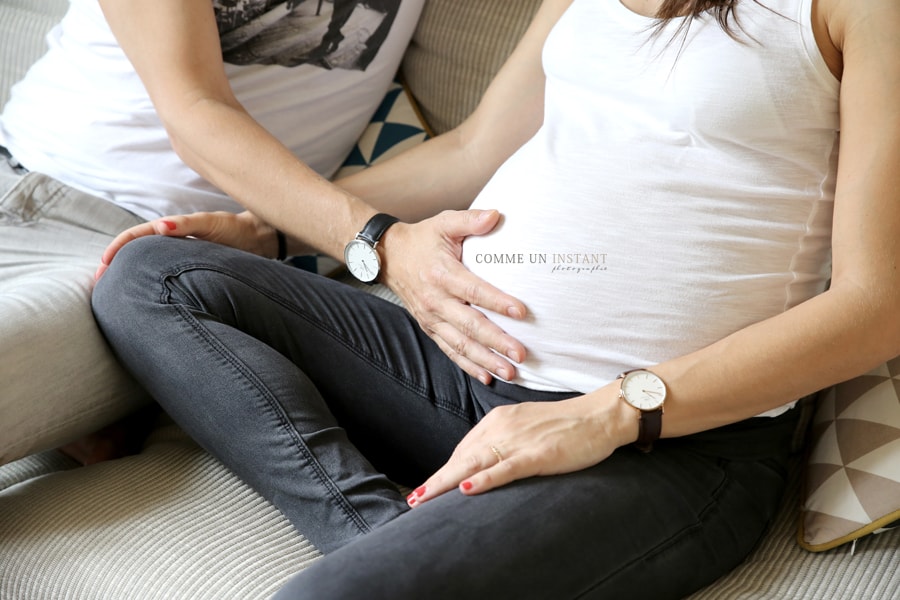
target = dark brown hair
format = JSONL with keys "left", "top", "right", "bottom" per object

{"left": 652, "top": 0, "right": 765, "bottom": 48}
{"left": 657, "top": 0, "right": 741, "bottom": 31}
{"left": 656, "top": 0, "right": 772, "bottom": 39}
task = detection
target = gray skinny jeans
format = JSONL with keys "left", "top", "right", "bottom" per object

{"left": 92, "top": 235, "right": 799, "bottom": 600}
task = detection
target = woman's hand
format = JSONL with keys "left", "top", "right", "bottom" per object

{"left": 406, "top": 388, "right": 636, "bottom": 507}
{"left": 380, "top": 209, "right": 529, "bottom": 385}
{"left": 96, "top": 210, "right": 283, "bottom": 280}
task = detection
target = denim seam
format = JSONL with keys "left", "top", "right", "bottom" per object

{"left": 160, "top": 269, "right": 375, "bottom": 539}
{"left": 168, "top": 261, "right": 473, "bottom": 424}
{"left": 281, "top": 289, "right": 471, "bottom": 422}
{"left": 573, "top": 465, "right": 731, "bottom": 599}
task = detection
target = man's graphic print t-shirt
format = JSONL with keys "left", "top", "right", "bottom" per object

{"left": 0, "top": 0, "right": 425, "bottom": 219}
{"left": 216, "top": 0, "right": 402, "bottom": 71}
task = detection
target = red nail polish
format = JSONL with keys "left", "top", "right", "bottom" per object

{"left": 414, "top": 485, "right": 426, "bottom": 498}
{"left": 161, "top": 220, "right": 177, "bottom": 231}
{"left": 406, "top": 493, "right": 417, "bottom": 506}
{"left": 461, "top": 481, "right": 474, "bottom": 491}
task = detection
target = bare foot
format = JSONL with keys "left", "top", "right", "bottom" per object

{"left": 58, "top": 405, "right": 161, "bottom": 465}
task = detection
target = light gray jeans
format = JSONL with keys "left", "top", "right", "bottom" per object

{"left": 0, "top": 162, "right": 149, "bottom": 464}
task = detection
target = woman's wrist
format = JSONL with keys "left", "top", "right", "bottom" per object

{"left": 587, "top": 384, "right": 641, "bottom": 449}
{"left": 232, "top": 211, "right": 281, "bottom": 258}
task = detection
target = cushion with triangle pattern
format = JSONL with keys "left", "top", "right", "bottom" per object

{"left": 334, "top": 79, "right": 431, "bottom": 179}
{"left": 798, "top": 356, "right": 900, "bottom": 551}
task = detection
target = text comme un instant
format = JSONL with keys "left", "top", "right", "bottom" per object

{"left": 472, "top": 252, "right": 607, "bottom": 265}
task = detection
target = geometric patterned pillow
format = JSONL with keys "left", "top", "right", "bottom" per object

{"left": 333, "top": 79, "right": 432, "bottom": 179}
{"left": 798, "top": 357, "right": 900, "bottom": 551}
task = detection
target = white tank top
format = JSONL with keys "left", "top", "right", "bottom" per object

{"left": 463, "top": 0, "right": 840, "bottom": 412}
{"left": 0, "top": 0, "right": 423, "bottom": 220}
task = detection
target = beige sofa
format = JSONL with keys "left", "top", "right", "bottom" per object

{"left": 1, "top": 1, "right": 897, "bottom": 598}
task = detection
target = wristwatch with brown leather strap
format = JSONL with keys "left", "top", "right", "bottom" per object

{"left": 617, "top": 369, "right": 667, "bottom": 453}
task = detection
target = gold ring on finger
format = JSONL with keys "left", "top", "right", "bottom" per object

{"left": 490, "top": 445, "right": 504, "bottom": 464}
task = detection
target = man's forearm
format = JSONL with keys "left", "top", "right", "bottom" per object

{"left": 167, "top": 98, "right": 377, "bottom": 258}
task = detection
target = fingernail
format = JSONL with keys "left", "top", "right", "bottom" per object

{"left": 507, "top": 350, "right": 522, "bottom": 363}
{"left": 414, "top": 486, "right": 426, "bottom": 498}
{"left": 406, "top": 493, "right": 417, "bottom": 507}
{"left": 497, "top": 368, "right": 511, "bottom": 381}
{"left": 461, "top": 481, "right": 474, "bottom": 492}
{"left": 478, "top": 373, "right": 491, "bottom": 386}
{"left": 507, "top": 306, "right": 524, "bottom": 319}
{"left": 161, "top": 220, "right": 177, "bottom": 231}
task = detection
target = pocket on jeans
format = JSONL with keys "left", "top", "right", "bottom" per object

{"left": 0, "top": 176, "right": 35, "bottom": 225}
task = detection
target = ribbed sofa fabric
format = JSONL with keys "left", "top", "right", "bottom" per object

{"left": 3, "top": 432, "right": 897, "bottom": 600}
{"left": 0, "top": 0, "right": 69, "bottom": 109}
{"left": 401, "top": 0, "right": 542, "bottom": 134}
{"left": 0, "top": 424, "right": 320, "bottom": 600}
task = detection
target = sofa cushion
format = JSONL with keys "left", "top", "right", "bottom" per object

{"left": 5, "top": 426, "right": 897, "bottom": 600}
{"left": 0, "top": 0, "right": 69, "bottom": 112}
{"left": 401, "top": 0, "right": 542, "bottom": 134}
{"left": 0, "top": 449, "right": 78, "bottom": 493}
{"left": 799, "top": 358, "right": 900, "bottom": 551}
{"left": 0, "top": 421, "right": 318, "bottom": 600}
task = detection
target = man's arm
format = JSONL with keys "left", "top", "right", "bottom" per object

{"left": 98, "top": 0, "right": 371, "bottom": 258}
{"left": 340, "top": 0, "right": 575, "bottom": 381}
{"left": 98, "top": 0, "right": 575, "bottom": 383}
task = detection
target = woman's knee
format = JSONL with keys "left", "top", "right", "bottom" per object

{"left": 92, "top": 236, "right": 189, "bottom": 327}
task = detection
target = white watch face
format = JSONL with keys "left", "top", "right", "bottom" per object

{"left": 621, "top": 370, "right": 666, "bottom": 411}
{"left": 345, "top": 239, "right": 380, "bottom": 283}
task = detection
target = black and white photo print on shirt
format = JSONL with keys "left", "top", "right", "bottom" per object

{"left": 214, "top": 0, "right": 401, "bottom": 70}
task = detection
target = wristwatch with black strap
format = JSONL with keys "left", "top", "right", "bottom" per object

{"left": 344, "top": 213, "right": 399, "bottom": 284}
{"left": 617, "top": 369, "right": 667, "bottom": 453}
